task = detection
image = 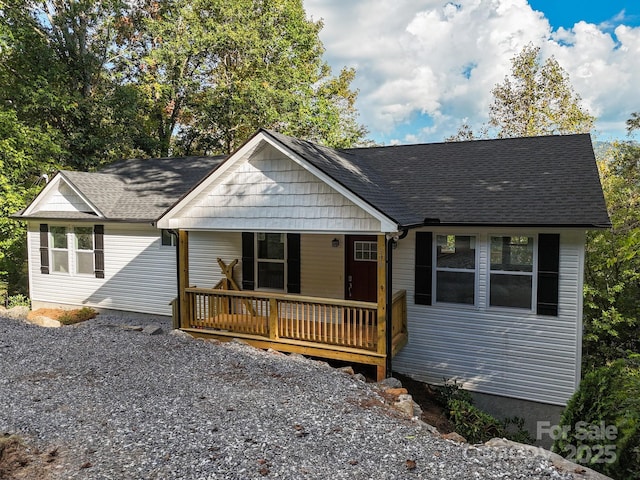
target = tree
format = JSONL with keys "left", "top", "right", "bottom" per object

{"left": 583, "top": 139, "right": 640, "bottom": 369}
{"left": 628, "top": 112, "right": 640, "bottom": 134}
{"left": 0, "top": 108, "right": 63, "bottom": 294}
{"left": 117, "top": 0, "right": 367, "bottom": 156}
{"left": 447, "top": 44, "right": 594, "bottom": 141}
{"left": 0, "top": 0, "right": 159, "bottom": 169}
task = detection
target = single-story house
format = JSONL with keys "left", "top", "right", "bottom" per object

{"left": 16, "top": 129, "right": 610, "bottom": 421}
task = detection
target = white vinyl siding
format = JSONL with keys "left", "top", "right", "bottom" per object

{"left": 165, "top": 144, "right": 382, "bottom": 232}
{"left": 392, "top": 227, "right": 585, "bottom": 406}
{"left": 29, "top": 222, "right": 175, "bottom": 316}
{"left": 34, "top": 181, "right": 93, "bottom": 213}
{"left": 188, "top": 231, "right": 243, "bottom": 289}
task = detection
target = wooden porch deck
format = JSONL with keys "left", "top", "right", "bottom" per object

{"left": 177, "top": 288, "right": 408, "bottom": 379}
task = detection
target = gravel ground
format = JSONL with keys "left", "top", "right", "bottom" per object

{"left": 0, "top": 313, "right": 576, "bottom": 479}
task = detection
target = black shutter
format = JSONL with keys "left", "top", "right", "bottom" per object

{"left": 94, "top": 225, "right": 105, "bottom": 279}
{"left": 287, "top": 233, "right": 301, "bottom": 294}
{"left": 415, "top": 232, "right": 433, "bottom": 305}
{"left": 39, "top": 224, "right": 49, "bottom": 274}
{"left": 242, "top": 232, "right": 255, "bottom": 290}
{"left": 537, "top": 233, "right": 560, "bottom": 316}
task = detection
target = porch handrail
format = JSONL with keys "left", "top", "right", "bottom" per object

{"left": 185, "top": 286, "right": 377, "bottom": 309}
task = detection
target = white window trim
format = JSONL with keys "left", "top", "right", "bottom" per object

{"left": 432, "top": 233, "right": 479, "bottom": 307}
{"left": 487, "top": 233, "right": 539, "bottom": 312}
{"left": 49, "top": 225, "right": 95, "bottom": 277}
{"left": 255, "top": 233, "right": 287, "bottom": 292}
{"left": 49, "top": 226, "right": 70, "bottom": 275}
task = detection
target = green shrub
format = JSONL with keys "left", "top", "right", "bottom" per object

{"left": 448, "top": 399, "right": 504, "bottom": 443}
{"left": 553, "top": 355, "right": 640, "bottom": 479}
{"left": 6, "top": 294, "right": 30, "bottom": 309}
{"left": 437, "top": 378, "right": 533, "bottom": 445}
{"left": 434, "top": 378, "right": 473, "bottom": 408}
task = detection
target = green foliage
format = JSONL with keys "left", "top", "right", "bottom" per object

{"left": 0, "top": 0, "right": 367, "bottom": 294}
{"left": 6, "top": 294, "right": 30, "bottom": 309}
{"left": 434, "top": 378, "right": 473, "bottom": 407}
{"left": 118, "top": 0, "right": 367, "bottom": 156}
{"left": 0, "top": 108, "right": 63, "bottom": 294}
{"left": 553, "top": 356, "right": 640, "bottom": 479}
{"left": 447, "top": 43, "right": 594, "bottom": 141}
{"left": 489, "top": 44, "right": 594, "bottom": 138}
{"left": 627, "top": 112, "right": 640, "bottom": 134}
{"left": 583, "top": 140, "right": 640, "bottom": 370}
{"left": 436, "top": 379, "right": 533, "bottom": 444}
{"left": 447, "top": 399, "right": 504, "bottom": 444}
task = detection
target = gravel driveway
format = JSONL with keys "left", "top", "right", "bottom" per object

{"left": 0, "top": 314, "right": 575, "bottom": 479}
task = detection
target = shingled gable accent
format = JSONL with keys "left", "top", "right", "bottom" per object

{"left": 156, "top": 131, "right": 400, "bottom": 232}
{"left": 23, "top": 172, "right": 104, "bottom": 218}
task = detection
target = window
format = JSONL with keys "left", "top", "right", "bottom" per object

{"left": 435, "top": 235, "right": 476, "bottom": 305}
{"left": 415, "top": 231, "right": 559, "bottom": 315}
{"left": 256, "top": 233, "right": 286, "bottom": 290}
{"left": 161, "top": 229, "right": 176, "bottom": 246}
{"left": 75, "top": 227, "right": 94, "bottom": 275}
{"left": 490, "top": 236, "right": 534, "bottom": 309}
{"left": 50, "top": 226, "right": 69, "bottom": 273}
{"left": 46, "top": 225, "right": 100, "bottom": 276}
{"left": 354, "top": 241, "right": 377, "bottom": 261}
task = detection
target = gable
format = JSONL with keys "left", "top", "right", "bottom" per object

{"left": 162, "top": 143, "right": 383, "bottom": 232}
{"left": 28, "top": 176, "right": 98, "bottom": 215}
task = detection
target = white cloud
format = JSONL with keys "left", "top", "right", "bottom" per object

{"left": 305, "top": 0, "right": 640, "bottom": 143}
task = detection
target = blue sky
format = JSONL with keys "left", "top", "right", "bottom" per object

{"left": 528, "top": 1, "right": 640, "bottom": 30}
{"left": 305, "top": 0, "right": 640, "bottom": 145}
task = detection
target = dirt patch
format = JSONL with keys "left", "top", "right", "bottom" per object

{"left": 27, "top": 308, "right": 97, "bottom": 325}
{"left": 0, "top": 435, "right": 59, "bottom": 480}
{"left": 393, "top": 372, "right": 454, "bottom": 434}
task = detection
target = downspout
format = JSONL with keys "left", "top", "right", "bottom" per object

{"left": 385, "top": 228, "right": 409, "bottom": 377}
{"left": 168, "top": 229, "right": 180, "bottom": 330}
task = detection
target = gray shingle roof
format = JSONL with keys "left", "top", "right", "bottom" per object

{"left": 19, "top": 131, "right": 610, "bottom": 229}
{"left": 21, "top": 156, "right": 225, "bottom": 222}
{"left": 264, "top": 129, "right": 610, "bottom": 228}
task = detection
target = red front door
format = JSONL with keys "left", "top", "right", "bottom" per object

{"left": 345, "top": 235, "right": 378, "bottom": 302}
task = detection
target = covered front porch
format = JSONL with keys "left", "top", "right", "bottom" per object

{"left": 174, "top": 232, "right": 408, "bottom": 380}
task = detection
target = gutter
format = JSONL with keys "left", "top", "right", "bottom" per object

{"left": 168, "top": 229, "right": 180, "bottom": 330}
{"left": 384, "top": 227, "right": 411, "bottom": 377}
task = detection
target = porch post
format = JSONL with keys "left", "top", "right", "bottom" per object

{"left": 178, "top": 230, "right": 190, "bottom": 329}
{"left": 376, "top": 234, "right": 387, "bottom": 381}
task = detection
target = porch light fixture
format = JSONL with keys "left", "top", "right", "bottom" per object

{"left": 331, "top": 238, "right": 340, "bottom": 248}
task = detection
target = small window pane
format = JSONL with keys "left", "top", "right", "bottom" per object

{"left": 76, "top": 227, "right": 93, "bottom": 251}
{"left": 52, "top": 251, "right": 69, "bottom": 273}
{"left": 354, "top": 241, "right": 377, "bottom": 261}
{"left": 257, "top": 233, "right": 284, "bottom": 260}
{"left": 490, "top": 274, "right": 532, "bottom": 308}
{"left": 491, "top": 236, "right": 533, "bottom": 272}
{"left": 76, "top": 252, "right": 94, "bottom": 275}
{"left": 436, "top": 271, "right": 475, "bottom": 304}
{"left": 257, "top": 262, "right": 284, "bottom": 289}
{"left": 51, "top": 227, "right": 67, "bottom": 249}
{"left": 161, "top": 230, "right": 176, "bottom": 246}
{"left": 437, "top": 235, "right": 475, "bottom": 269}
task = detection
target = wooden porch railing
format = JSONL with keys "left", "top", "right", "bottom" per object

{"left": 183, "top": 287, "right": 380, "bottom": 351}
{"left": 179, "top": 288, "right": 408, "bottom": 380}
